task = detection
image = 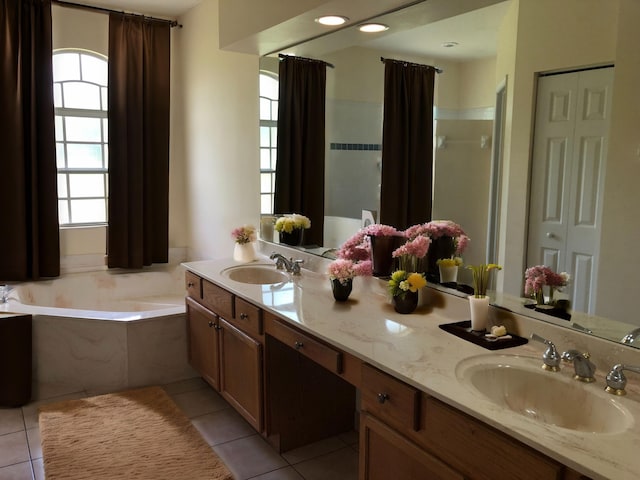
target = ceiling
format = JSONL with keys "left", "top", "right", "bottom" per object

{"left": 69, "top": 0, "right": 201, "bottom": 18}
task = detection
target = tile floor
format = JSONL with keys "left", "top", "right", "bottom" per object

{"left": 0, "top": 377, "right": 359, "bottom": 480}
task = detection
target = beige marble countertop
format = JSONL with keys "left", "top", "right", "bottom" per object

{"left": 183, "top": 253, "right": 640, "bottom": 480}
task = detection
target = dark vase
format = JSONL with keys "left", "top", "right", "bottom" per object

{"left": 279, "top": 229, "right": 303, "bottom": 246}
{"left": 426, "top": 236, "right": 456, "bottom": 280}
{"left": 331, "top": 278, "right": 353, "bottom": 302}
{"left": 393, "top": 291, "right": 419, "bottom": 314}
{"left": 369, "top": 235, "right": 404, "bottom": 277}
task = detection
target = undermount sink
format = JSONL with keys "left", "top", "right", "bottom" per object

{"left": 455, "top": 354, "right": 632, "bottom": 434}
{"left": 221, "top": 264, "right": 290, "bottom": 285}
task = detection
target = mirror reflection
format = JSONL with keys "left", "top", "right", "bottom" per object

{"left": 259, "top": 0, "right": 640, "bottom": 348}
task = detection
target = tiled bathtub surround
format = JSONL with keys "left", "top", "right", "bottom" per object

{"left": 1, "top": 265, "right": 194, "bottom": 400}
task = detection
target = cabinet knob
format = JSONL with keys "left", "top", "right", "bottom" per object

{"left": 240, "top": 313, "right": 249, "bottom": 320}
{"left": 214, "top": 324, "right": 222, "bottom": 331}
{"left": 294, "top": 341, "right": 304, "bottom": 350}
{"left": 208, "top": 320, "right": 215, "bottom": 328}
{"left": 188, "top": 282, "right": 195, "bottom": 287}
{"left": 377, "top": 393, "right": 390, "bottom": 404}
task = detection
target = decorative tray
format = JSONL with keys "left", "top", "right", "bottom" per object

{"left": 439, "top": 320, "right": 528, "bottom": 350}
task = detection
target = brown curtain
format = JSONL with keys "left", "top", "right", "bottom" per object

{"left": 380, "top": 59, "right": 436, "bottom": 230}
{"left": 108, "top": 13, "right": 170, "bottom": 268}
{"left": 274, "top": 56, "right": 326, "bottom": 247}
{"left": 0, "top": 0, "right": 60, "bottom": 281}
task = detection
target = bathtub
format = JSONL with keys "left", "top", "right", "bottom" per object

{"left": 2, "top": 266, "right": 196, "bottom": 398}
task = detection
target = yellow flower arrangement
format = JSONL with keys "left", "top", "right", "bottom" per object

{"left": 274, "top": 213, "right": 311, "bottom": 233}
{"left": 388, "top": 270, "right": 427, "bottom": 298}
{"left": 436, "top": 256, "right": 463, "bottom": 268}
{"left": 467, "top": 263, "right": 502, "bottom": 298}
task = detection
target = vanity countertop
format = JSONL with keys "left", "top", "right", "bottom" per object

{"left": 183, "top": 256, "right": 640, "bottom": 480}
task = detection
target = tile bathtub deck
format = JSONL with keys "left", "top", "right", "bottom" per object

{"left": 0, "top": 378, "right": 359, "bottom": 480}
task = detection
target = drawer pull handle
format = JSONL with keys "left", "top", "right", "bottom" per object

{"left": 188, "top": 282, "right": 195, "bottom": 287}
{"left": 377, "top": 393, "right": 390, "bottom": 404}
{"left": 240, "top": 313, "right": 249, "bottom": 320}
{"left": 214, "top": 324, "right": 222, "bottom": 331}
{"left": 294, "top": 341, "right": 304, "bottom": 350}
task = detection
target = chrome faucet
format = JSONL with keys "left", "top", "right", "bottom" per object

{"left": 561, "top": 349, "right": 596, "bottom": 383}
{"left": 530, "top": 333, "right": 561, "bottom": 371}
{"left": 621, "top": 328, "right": 640, "bottom": 346}
{"left": 605, "top": 364, "right": 640, "bottom": 396}
{"left": 269, "top": 253, "right": 304, "bottom": 275}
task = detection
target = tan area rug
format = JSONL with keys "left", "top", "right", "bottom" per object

{"left": 39, "top": 386, "right": 232, "bottom": 480}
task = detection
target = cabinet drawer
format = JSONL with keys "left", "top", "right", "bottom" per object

{"left": 267, "top": 318, "right": 343, "bottom": 374}
{"left": 185, "top": 271, "right": 201, "bottom": 299}
{"left": 202, "top": 280, "right": 234, "bottom": 319}
{"left": 231, "top": 297, "right": 263, "bottom": 338}
{"left": 361, "top": 364, "right": 420, "bottom": 432}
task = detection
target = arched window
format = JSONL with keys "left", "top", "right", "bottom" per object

{"left": 53, "top": 49, "right": 108, "bottom": 226}
{"left": 259, "top": 72, "right": 278, "bottom": 215}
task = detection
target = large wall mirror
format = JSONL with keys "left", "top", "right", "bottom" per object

{"left": 259, "top": 0, "right": 640, "bottom": 349}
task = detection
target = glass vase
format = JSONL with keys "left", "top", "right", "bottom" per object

{"left": 468, "top": 295, "right": 490, "bottom": 332}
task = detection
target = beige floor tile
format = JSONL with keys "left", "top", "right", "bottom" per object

{"left": 162, "top": 376, "right": 208, "bottom": 395}
{"left": 0, "top": 410, "right": 24, "bottom": 437}
{"left": 293, "top": 447, "right": 358, "bottom": 480}
{"left": 31, "top": 459, "right": 43, "bottom": 480}
{"left": 25, "top": 429, "right": 41, "bottom": 460}
{"left": 170, "top": 386, "right": 228, "bottom": 418}
{"left": 213, "top": 434, "right": 288, "bottom": 480}
{"left": 282, "top": 436, "right": 347, "bottom": 465}
{"left": 0, "top": 432, "right": 30, "bottom": 469}
{"left": 192, "top": 408, "right": 255, "bottom": 446}
{"left": 337, "top": 430, "right": 359, "bottom": 447}
{"left": 0, "top": 461, "right": 33, "bottom": 480}
{"left": 249, "top": 466, "right": 304, "bottom": 480}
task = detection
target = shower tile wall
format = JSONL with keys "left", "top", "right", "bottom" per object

{"left": 325, "top": 99, "right": 382, "bottom": 220}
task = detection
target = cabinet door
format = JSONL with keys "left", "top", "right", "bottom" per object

{"left": 219, "top": 317, "right": 263, "bottom": 432}
{"left": 360, "top": 413, "right": 463, "bottom": 480}
{"left": 186, "top": 297, "right": 220, "bottom": 390}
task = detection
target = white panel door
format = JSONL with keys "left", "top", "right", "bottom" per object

{"left": 527, "top": 67, "right": 613, "bottom": 314}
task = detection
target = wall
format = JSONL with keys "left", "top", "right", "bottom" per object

{"left": 51, "top": 5, "right": 189, "bottom": 267}
{"left": 497, "top": 0, "right": 618, "bottom": 297}
{"left": 175, "top": 0, "right": 259, "bottom": 261}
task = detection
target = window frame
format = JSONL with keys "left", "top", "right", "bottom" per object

{"left": 259, "top": 71, "right": 279, "bottom": 216}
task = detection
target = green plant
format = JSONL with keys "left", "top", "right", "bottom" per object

{"left": 467, "top": 264, "right": 502, "bottom": 298}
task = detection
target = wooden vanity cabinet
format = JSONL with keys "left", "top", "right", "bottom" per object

{"left": 360, "top": 364, "right": 590, "bottom": 480}
{"left": 185, "top": 274, "right": 264, "bottom": 432}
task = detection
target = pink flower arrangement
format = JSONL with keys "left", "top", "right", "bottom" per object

{"left": 403, "top": 220, "right": 469, "bottom": 254}
{"left": 327, "top": 258, "right": 372, "bottom": 284}
{"left": 335, "top": 224, "right": 401, "bottom": 263}
{"left": 524, "top": 265, "right": 570, "bottom": 297}
{"left": 392, "top": 235, "right": 430, "bottom": 260}
{"left": 231, "top": 225, "right": 256, "bottom": 244}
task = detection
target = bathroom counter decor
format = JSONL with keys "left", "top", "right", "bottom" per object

{"left": 439, "top": 320, "right": 528, "bottom": 350}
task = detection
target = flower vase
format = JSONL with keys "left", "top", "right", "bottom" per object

{"left": 426, "top": 236, "right": 456, "bottom": 279}
{"left": 439, "top": 265, "right": 458, "bottom": 284}
{"left": 468, "top": 295, "right": 490, "bottom": 332}
{"left": 233, "top": 242, "right": 256, "bottom": 263}
{"left": 369, "top": 235, "right": 403, "bottom": 277}
{"left": 279, "top": 229, "right": 303, "bottom": 246}
{"left": 331, "top": 278, "right": 353, "bottom": 302}
{"left": 393, "top": 291, "right": 419, "bottom": 314}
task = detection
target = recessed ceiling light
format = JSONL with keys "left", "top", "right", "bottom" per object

{"left": 442, "top": 41, "right": 459, "bottom": 48}
{"left": 358, "top": 23, "right": 389, "bottom": 33}
{"left": 315, "top": 15, "right": 349, "bottom": 26}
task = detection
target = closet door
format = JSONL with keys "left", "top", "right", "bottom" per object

{"left": 527, "top": 67, "right": 613, "bottom": 314}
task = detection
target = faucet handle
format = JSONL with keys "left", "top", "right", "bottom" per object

{"left": 291, "top": 259, "right": 304, "bottom": 275}
{"left": 605, "top": 364, "right": 640, "bottom": 396}
{"left": 530, "top": 333, "right": 561, "bottom": 371}
{"left": 562, "top": 350, "right": 596, "bottom": 383}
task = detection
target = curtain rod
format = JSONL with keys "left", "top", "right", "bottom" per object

{"left": 279, "top": 54, "right": 334, "bottom": 69}
{"left": 51, "top": 0, "right": 183, "bottom": 28}
{"left": 380, "top": 57, "right": 443, "bottom": 74}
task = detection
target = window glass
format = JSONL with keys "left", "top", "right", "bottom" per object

{"left": 53, "top": 50, "right": 108, "bottom": 226}
{"left": 259, "top": 72, "right": 279, "bottom": 215}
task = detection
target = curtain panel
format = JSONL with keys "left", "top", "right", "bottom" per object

{"left": 108, "top": 13, "right": 170, "bottom": 269}
{"left": 274, "top": 56, "right": 326, "bottom": 247}
{"left": 0, "top": 0, "right": 60, "bottom": 281}
{"left": 380, "top": 59, "right": 436, "bottom": 230}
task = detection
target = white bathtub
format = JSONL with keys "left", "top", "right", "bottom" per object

{"left": 1, "top": 266, "right": 195, "bottom": 398}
